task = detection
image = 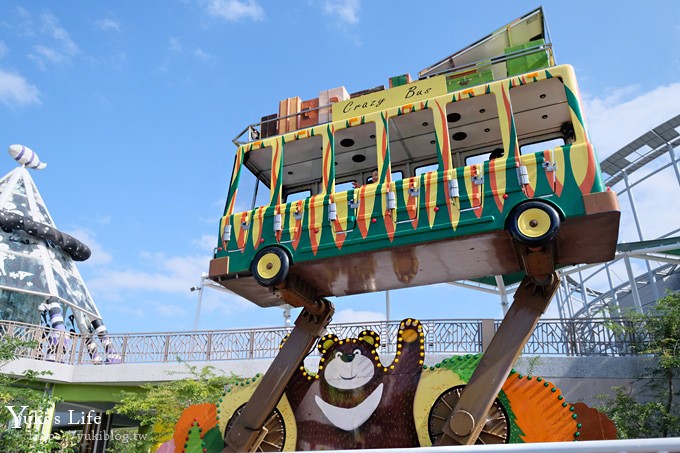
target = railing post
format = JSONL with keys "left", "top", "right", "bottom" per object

{"left": 121, "top": 336, "right": 128, "bottom": 363}
{"left": 422, "top": 320, "right": 430, "bottom": 354}
{"left": 163, "top": 335, "right": 170, "bottom": 362}
{"left": 249, "top": 331, "right": 255, "bottom": 359}
{"left": 207, "top": 332, "right": 212, "bottom": 361}
{"left": 480, "top": 319, "right": 495, "bottom": 353}
{"left": 69, "top": 333, "right": 77, "bottom": 365}
{"left": 567, "top": 319, "right": 579, "bottom": 356}
{"left": 31, "top": 325, "right": 41, "bottom": 360}
{"left": 77, "top": 335, "right": 85, "bottom": 364}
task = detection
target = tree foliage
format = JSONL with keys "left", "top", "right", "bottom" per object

{"left": 0, "top": 336, "right": 79, "bottom": 452}
{"left": 110, "top": 362, "right": 240, "bottom": 449}
{"left": 600, "top": 291, "right": 680, "bottom": 438}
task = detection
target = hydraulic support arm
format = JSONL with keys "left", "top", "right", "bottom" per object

{"left": 436, "top": 272, "right": 560, "bottom": 446}
{"left": 223, "top": 298, "right": 334, "bottom": 452}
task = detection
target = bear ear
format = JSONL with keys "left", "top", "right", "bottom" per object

{"left": 318, "top": 334, "right": 339, "bottom": 353}
{"left": 358, "top": 330, "right": 380, "bottom": 348}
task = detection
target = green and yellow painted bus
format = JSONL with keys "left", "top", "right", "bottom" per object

{"left": 209, "top": 20, "right": 619, "bottom": 308}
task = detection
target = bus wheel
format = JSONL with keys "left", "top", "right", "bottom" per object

{"left": 508, "top": 201, "right": 560, "bottom": 247}
{"left": 252, "top": 247, "right": 289, "bottom": 287}
{"left": 428, "top": 385, "right": 509, "bottom": 445}
{"left": 225, "top": 404, "right": 286, "bottom": 452}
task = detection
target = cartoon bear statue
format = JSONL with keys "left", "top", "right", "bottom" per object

{"left": 284, "top": 318, "right": 425, "bottom": 450}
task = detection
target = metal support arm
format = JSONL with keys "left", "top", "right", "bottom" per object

{"left": 223, "top": 298, "right": 335, "bottom": 452}
{"left": 436, "top": 273, "right": 560, "bottom": 446}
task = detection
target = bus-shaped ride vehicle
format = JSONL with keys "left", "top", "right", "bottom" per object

{"left": 209, "top": 30, "right": 619, "bottom": 309}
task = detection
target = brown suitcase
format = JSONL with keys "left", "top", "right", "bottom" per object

{"left": 319, "top": 87, "right": 349, "bottom": 123}
{"left": 350, "top": 85, "right": 386, "bottom": 98}
{"left": 260, "top": 113, "right": 278, "bottom": 138}
{"left": 299, "top": 98, "right": 319, "bottom": 129}
{"left": 278, "top": 97, "right": 301, "bottom": 134}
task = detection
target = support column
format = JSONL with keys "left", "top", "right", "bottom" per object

{"left": 90, "top": 411, "right": 112, "bottom": 453}
{"left": 623, "top": 255, "right": 643, "bottom": 313}
{"left": 604, "top": 262, "right": 621, "bottom": 316}
{"left": 436, "top": 274, "right": 560, "bottom": 446}
{"left": 494, "top": 276, "right": 510, "bottom": 315}
{"left": 622, "top": 170, "right": 659, "bottom": 302}
{"left": 38, "top": 384, "right": 56, "bottom": 442}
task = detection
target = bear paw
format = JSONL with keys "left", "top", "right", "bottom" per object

{"left": 399, "top": 318, "right": 423, "bottom": 344}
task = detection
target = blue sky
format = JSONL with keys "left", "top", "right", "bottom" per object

{"left": 1, "top": 1, "right": 678, "bottom": 333}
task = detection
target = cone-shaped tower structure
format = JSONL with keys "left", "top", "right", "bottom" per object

{"left": 0, "top": 148, "right": 100, "bottom": 328}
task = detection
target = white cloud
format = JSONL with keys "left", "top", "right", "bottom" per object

{"left": 617, "top": 168, "right": 680, "bottom": 241}
{"left": 31, "top": 45, "right": 67, "bottom": 65}
{"left": 42, "top": 13, "right": 78, "bottom": 54}
{"left": 194, "top": 48, "right": 211, "bottom": 61}
{"left": 583, "top": 83, "right": 680, "bottom": 159}
{"left": 204, "top": 0, "right": 265, "bottom": 22}
{"left": 87, "top": 253, "right": 208, "bottom": 297}
{"left": 192, "top": 234, "right": 217, "bottom": 252}
{"left": 16, "top": 6, "right": 30, "bottom": 19}
{"left": 28, "top": 13, "right": 79, "bottom": 69}
{"left": 95, "top": 18, "right": 121, "bottom": 32}
{"left": 200, "top": 288, "right": 253, "bottom": 317}
{"left": 147, "top": 300, "right": 189, "bottom": 318}
{"left": 93, "top": 93, "right": 111, "bottom": 107}
{"left": 0, "top": 41, "right": 8, "bottom": 59}
{"left": 104, "top": 303, "right": 145, "bottom": 319}
{"left": 0, "top": 70, "right": 40, "bottom": 107}
{"left": 169, "top": 37, "right": 182, "bottom": 52}
{"left": 322, "top": 0, "right": 360, "bottom": 25}
{"left": 332, "top": 308, "right": 385, "bottom": 324}
{"left": 91, "top": 214, "right": 112, "bottom": 225}
{"left": 66, "top": 228, "right": 113, "bottom": 266}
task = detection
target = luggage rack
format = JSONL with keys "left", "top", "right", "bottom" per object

{"left": 232, "top": 7, "right": 554, "bottom": 146}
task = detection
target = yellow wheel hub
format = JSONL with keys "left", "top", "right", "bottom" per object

{"left": 517, "top": 208, "right": 551, "bottom": 238}
{"left": 256, "top": 252, "right": 282, "bottom": 280}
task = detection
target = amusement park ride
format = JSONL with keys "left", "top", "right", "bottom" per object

{"left": 201, "top": 7, "right": 622, "bottom": 452}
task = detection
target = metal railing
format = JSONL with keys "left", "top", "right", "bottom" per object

{"left": 0, "top": 318, "right": 650, "bottom": 366}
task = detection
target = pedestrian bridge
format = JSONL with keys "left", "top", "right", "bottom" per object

{"left": 0, "top": 317, "right": 651, "bottom": 366}
{"left": 0, "top": 317, "right": 664, "bottom": 407}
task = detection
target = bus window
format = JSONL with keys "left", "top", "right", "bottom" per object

{"left": 466, "top": 153, "right": 491, "bottom": 166}
{"left": 464, "top": 147, "right": 504, "bottom": 166}
{"left": 285, "top": 189, "right": 312, "bottom": 203}
{"left": 510, "top": 77, "right": 572, "bottom": 150}
{"left": 446, "top": 94, "right": 500, "bottom": 168}
{"left": 415, "top": 163, "right": 438, "bottom": 176}
{"left": 334, "top": 122, "right": 378, "bottom": 183}
{"left": 391, "top": 170, "right": 403, "bottom": 181}
{"left": 388, "top": 109, "right": 437, "bottom": 170}
{"left": 281, "top": 135, "right": 323, "bottom": 197}
{"left": 241, "top": 146, "right": 273, "bottom": 210}
{"left": 520, "top": 137, "right": 565, "bottom": 155}
{"left": 335, "top": 180, "right": 355, "bottom": 193}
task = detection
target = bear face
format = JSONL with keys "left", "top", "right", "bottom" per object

{"left": 286, "top": 320, "right": 425, "bottom": 450}
{"left": 323, "top": 345, "right": 376, "bottom": 390}
{"left": 315, "top": 333, "right": 383, "bottom": 429}
{"left": 317, "top": 332, "right": 381, "bottom": 409}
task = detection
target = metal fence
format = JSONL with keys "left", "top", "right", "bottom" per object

{"left": 0, "top": 318, "right": 650, "bottom": 366}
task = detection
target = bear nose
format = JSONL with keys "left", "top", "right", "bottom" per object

{"left": 340, "top": 353, "right": 354, "bottom": 363}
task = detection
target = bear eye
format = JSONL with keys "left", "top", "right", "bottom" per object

{"left": 335, "top": 352, "right": 342, "bottom": 359}
{"left": 353, "top": 349, "right": 361, "bottom": 356}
